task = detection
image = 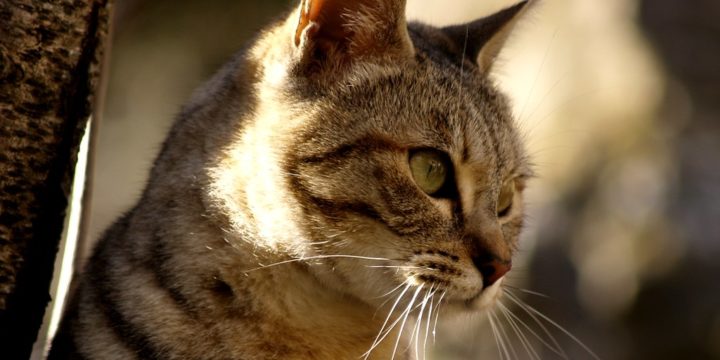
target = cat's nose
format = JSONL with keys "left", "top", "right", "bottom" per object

{"left": 473, "top": 256, "right": 512, "bottom": 288}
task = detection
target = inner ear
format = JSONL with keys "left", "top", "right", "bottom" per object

{"left": 295, "top": 0, "right": 352, "bottom": 47}
{"left": 442, "top": 0, "right": 534, "bottom": 72}
{"left": 294, "top": 0, "right": 414, "bottom": 68}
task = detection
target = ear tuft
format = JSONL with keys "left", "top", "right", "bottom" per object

{"left": 443, "top": 0, "right": 535, "bottom": 72}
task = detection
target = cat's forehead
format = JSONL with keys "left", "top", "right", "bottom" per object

{"left": 319, "top": 60, "right": 525, "bottom": 177}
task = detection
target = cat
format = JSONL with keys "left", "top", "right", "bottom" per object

{"left": 50, "top": 0, "right": 534, "bottom": 358}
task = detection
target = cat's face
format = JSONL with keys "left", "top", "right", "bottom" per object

{"left": 222, "top": 0, "right": 533, "bottom": 314}
{"left": 283, "top": 51, "right": 530, "bottom": 311}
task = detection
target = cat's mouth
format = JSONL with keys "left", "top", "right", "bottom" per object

{"left": 460, "top": 277, "right": 505, "bottom": 310}
{"left": 399, "top": 250, "right": 505, "bottom": 311}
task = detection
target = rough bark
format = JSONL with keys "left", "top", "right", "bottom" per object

{"left": 0, "top": 0, "right": 111, "bottom": 357}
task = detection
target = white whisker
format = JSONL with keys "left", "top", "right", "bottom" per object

{"left": 375, "top": 283, "right": 411, "bottom": 314}
{"left": 495, "top": 308, "right": 520, "bottom": 360}
{"left": 365, "top": 265, "right": 422, "bottom": 269}
{"left": 503, "top": 285, "right": 551, "bottom": 299}
{"left": 522, "top": 72, "right": 568, "bottom": 127}
{"left": 457, "top": 24, "right": 469, "bottom": 111}
{"left": 307, "top": 240, "right": 333, "bottom": 245}
{"left": 522, "top": 301, "right": 602, "bottom": 360}
{"left": 432, "top": 291, "right": 446, "bottom": 344}
{"left": 391, "top": 285, "right": 424, "bottom": 360}
{"left": 374, "top": 296, "right": 428, "bottom": 348}
{"left": 488, "top": 313, "right": 506, "bottom": 360}
{"left": 413, "top": 285, "right": 433, "bottom": 360}
{"left": 501, "top": 295, "right": 567, "bottom": 358}
{"left": 365, "top": 286, "right": 430, "bottom": 359}
{"left": 374, "top": 282, "right": 408, "bottom": 300}
{"left": 243, "top": 254, "right": 392, "bottom": 272}
{"left": 364, "top": 283, "right": 412, "bottom": 360}
{"left": 423, "top": 287, "right": 439, "bottom": 359}
{"left": 498, "top": 302, "right": 540, "bottom": 360}
{"left": 504, "top": 290, "right": 568, "bottom": 358}
{"left": 526, "top": 88, "right": 602, "bottom": 141}
{"left": 518, "top": 29, "right": 558, "bottom": 123}
{"left": 490, "top": 311, "right": 513, "bottom": 360}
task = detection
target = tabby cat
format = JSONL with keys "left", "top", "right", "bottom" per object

{"left": 50, "top": 0, "right": 534, "bottom": 358}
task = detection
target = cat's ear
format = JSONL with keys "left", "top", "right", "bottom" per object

{"left": 293, "top": 0, "right": 414, "bottom": 70}
{"left": 442, "top": 0, "right": 535, "bottom": 73}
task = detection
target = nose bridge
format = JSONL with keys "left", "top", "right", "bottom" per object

{"left": 463, "top": 209, "right": 509, "bottom": 260}
{"left": 463, "top": 212, "right": 513, "bottom": 288}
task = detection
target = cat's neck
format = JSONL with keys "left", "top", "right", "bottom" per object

{"left": 225, "top": 248, "right": 408, "bottom": 359}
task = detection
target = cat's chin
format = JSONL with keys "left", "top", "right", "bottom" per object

{"left": 450, "top": 278, "right": 505, "bottom": 312}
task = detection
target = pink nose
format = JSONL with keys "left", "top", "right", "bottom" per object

{"left": 476, "top": 258, "right": 512, "bottom": 288}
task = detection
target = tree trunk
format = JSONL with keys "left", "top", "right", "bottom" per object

{"left": 0, "top": 0, "right": 111, "bottom": 357}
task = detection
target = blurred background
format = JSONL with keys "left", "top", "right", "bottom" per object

{"left": 67, "top": 0, "right": 720, "bottom": 358}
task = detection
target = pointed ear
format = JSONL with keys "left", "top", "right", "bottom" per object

{"left": 442, "top": 0, "right": 534, "bottom": 72}
{"left": 293, "top": 0, "right": 414, "bottom": 69}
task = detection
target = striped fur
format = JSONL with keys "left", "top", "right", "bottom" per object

{"left": 51, "top": 0, "right": 534, "bottom": 359}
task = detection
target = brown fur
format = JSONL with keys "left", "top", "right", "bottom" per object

{"left": 50, "top": 0, "right": 534, "bottom": 359}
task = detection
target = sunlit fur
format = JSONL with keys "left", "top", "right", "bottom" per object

{"left": 51, "top": 1, "right": 538, "bottom": 359}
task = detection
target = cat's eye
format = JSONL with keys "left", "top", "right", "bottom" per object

{"left": 497, "top": 179, "right": 515, "bottom": 217}
{"left": 409, "top": 149, "right": 452, "bottom": 196}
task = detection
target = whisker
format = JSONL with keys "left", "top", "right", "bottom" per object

{"left": 507, "top": 291, "right": 601, "bottom": 360}
{"left": 365, "top": 265, "right": 422, "bottom": 269}
{"left": 524, "top": 87, "right": 602, "bottom": 144}
{"left": 413, "top": 285, "right": 434, "bottom": 360}
{"left": 374, "top": 296, "right": 430, "bottom": 349}
{"left": 498, "top": 304, "right": 525, "bottom": 359}
{"left": 391, "top": 285, "right": 424, "bottom": 360}
{"left": 457, "top": 23, "right": 469, "bottom": 110}
{"left": 423, "top": 287, "right": 439, "bottom": 359}
{"left": 432, "top": 291, "right": 446, "bottom": 344}
{"left": 375, "top": 282, "right": 411, "bottom": 316}
{"left": 488, "top": 313, "right": 506, "bottom": 360}
{"left": 498, "top": 301, "right": 541, "bottom": 360}
{"left": 243, "top": 254, "right": 392, "bottom": 273}
{"left": 490, "top": 310, "right": 513, "bottom": 360}
{"left": 517, "top": 29, "right": 558, "bottom": 123}
{"left": 503, "top": 284, "right": 551, "bottom": 299}
{"left": 306, "top": 240, "right": 333, "bottom": 245}
{"left": 496, "top": 308, "right": 521, "bottom": 360}
{"left": 406, "top": 290, "right": 426, "bottom": 356}
{"left": 364, "top": 283, "right": 412, "bottom": 360}
{"left": 500, "top": 294, "right": 567, "bottom": 358}
{"left": 373, "top": 282, "right": 408, "bottom": 300}
{"left": 522, "top": 72, "right": 568, "bottom": 127}
{"left": 504, "top": 290, "right": 567, "bottom": 358}
{"left": 526, "top": 304, "right": 601, "bottom": 360}
{"left": 366, "top": 287, "right": 431, "bottom": 359}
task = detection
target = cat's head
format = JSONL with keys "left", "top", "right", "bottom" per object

{"left": 220, "top": 0, "right": 534, "bottom": 312}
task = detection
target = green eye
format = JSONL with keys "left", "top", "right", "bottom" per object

{"left": 497, "top": 179, "right": 515, "bottom": 217}
{"left": 409, "top": 150, "right": 450, "bottom": 195}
